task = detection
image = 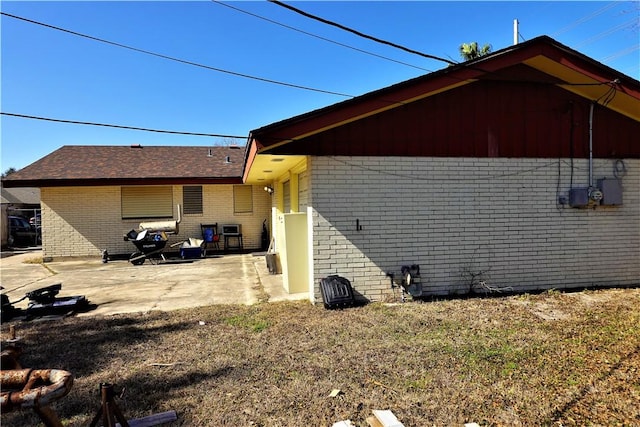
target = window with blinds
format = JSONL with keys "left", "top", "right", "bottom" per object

{"left": 183, "top": 185, "right": 203, "bottom": 215}
{"left": 121, "top": 186, "right": 173, "bottom": 219}
{"left": 233, "top": 185, "right": 253, "bottom": 213}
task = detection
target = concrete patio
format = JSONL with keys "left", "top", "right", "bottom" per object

{"left": 0, "top": 250, "right": 308, "bottom": 317}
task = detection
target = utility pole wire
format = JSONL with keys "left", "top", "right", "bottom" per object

{"left": 268, "top": 0, "right": 457, "bottom": 66}
{"left": 602, "top": 44, "right": 640, "bottom": 62}
{"left": 1, "top": 112, "right": 246, "bottom": 138}
{"left": 574, "top": 17, "right": 638, "bottom": 49}
{"left": 0, "top": 11, "right": 354, "bottom": 99}
{"left": 550, "top": 1, "right": 618, "bottom": 37}
{"left": 211, "top": 0, "right": 433, "bottom": 72}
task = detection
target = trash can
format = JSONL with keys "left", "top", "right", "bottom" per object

{"left": 266, "top": 252, "right": 280, "bottom": 274}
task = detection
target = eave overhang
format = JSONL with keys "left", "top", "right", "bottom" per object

{"left": 1, "top": 176, "right": 243, "bottom": 188}
{"left": 243, "top": 144, "right": 307, "bottom": 184}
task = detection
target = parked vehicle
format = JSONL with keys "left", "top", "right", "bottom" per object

{"left": 29, "top": 213, "right": 41, "bottom": 228}
{"left": 8, "top": 216, "right": 41, "bottom": 246}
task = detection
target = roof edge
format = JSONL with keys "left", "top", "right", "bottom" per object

{"left": 1, "top": 177, "right": 244, "bottom": 188}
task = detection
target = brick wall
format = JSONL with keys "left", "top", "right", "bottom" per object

{"left": 310, "top": 156, "right": 640, "bottom": 302}
{"left": 41, "top": 184, "right": 271, "bottom": 259}
{"left": 199, "top": 184, "right": 272, "bottom": 251}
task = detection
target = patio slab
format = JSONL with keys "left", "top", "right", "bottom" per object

{"left": 0, "top": 250, "right": 308, "bottom": 317}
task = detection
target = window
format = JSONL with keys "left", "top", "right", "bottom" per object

{"left": 121, "top": 186, "right": 173, "bottom": 219}
{"left": 183, "top": 186, "right": 203, "bottom": 215}
{"left": 233, "top": 185, "right": 253, "bottom": 213}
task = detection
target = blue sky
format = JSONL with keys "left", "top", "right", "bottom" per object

{"left": 1, "top": 1, "right": 638, "bottom": 170}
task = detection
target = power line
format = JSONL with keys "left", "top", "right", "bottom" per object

{"left": 0, "top": 112, "right": 246, "bottom": 138}
{"left": 2, "top": 10, "right": 622, "bottom": 142}
{"left": 574, "top": 17, "right": 638, "bottom": 48}
{"left": 0, "top": 11, "right": 354, "bottom": 99}
{"left": 602, "top": 44, "right": 640, "bottom": 62}
{"left": 0, "top": 9, "right": 476, "bottom": 117}
{"left": 551, "top": 1, "right": 619, "bottom": 37}
{"left": 211, "top": 1, "right": 433, "bottom": 72}
{"left": 268, "top": 0, "right": 456, "bottom": 66}
{"left": 330, "top": 156, "right": 560, "bottom": 182}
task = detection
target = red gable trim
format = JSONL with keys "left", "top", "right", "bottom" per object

{"left": 251, "top": 36, "right": 639, "bottom": 154}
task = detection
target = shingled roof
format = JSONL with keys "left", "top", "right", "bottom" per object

{"left": 2, "top": 145, "right": 246, "bottom": 188}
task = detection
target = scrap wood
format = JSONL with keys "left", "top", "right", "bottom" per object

{"left": 366, "top": 378, "right": 399, "bottom": 394}
{"left": 366, "top": 409, "right": 404, "bottom": 427}
{"left": 147, "top": 362, "right": 183, "bottom": 367}
{"left": 92, "top": 383, "right": 177, "bottom": 427}
{"left": 115, "top": 410, "right": 178, "bottom": 427}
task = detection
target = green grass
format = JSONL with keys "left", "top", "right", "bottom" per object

{"left": 224, "top": 309, "right": 270, "bottom": 332}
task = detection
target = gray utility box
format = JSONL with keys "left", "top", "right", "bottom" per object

{"left": 569, "top": 188, "right": 590, "bottom": 208}
{"left": 598, "top": 178, "right": 623, "bottom": 205}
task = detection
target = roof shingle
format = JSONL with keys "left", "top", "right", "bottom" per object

{"left": 3, "top": 145, "right": 246, "bottom": 187}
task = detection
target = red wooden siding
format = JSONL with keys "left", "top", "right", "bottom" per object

{"left": 265, "top": 79, "right": 639, "bottom": 159}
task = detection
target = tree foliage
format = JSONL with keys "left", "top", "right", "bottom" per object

{"left": 2, "top": 167, "right": 17, "bottom": 178}
{"left": 459, "top": 42, "right": 492, "bottom": 61}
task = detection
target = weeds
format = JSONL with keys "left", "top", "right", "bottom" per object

{"left": 224, "top": 309, "right": 270, "bottom": 332}
{"left": 1, "top": 289, "right": 638, "bottom": 426}
{"left": 22, "top": 256, "right": 57, "bottom": 275}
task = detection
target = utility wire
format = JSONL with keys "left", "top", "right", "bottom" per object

{"left": 602, "top": 44, "right": 639, "bottom": 62}
{"left": 551, "top": 1, "right": 619, "bottom": 37}
{"left": 574, "top": 17, "right": 638, "bottom": 48}
{"left": 0, "top": 11, "right": 354, "bottom": 99}
{"left": 211, "top": 1, "right": 433, "bottom": 72}
{"left": 0, "top": 112, "right": 246, "bottom": 138}
{"left": 268, "top": 0, "right": 456, "bottom": 66}
{"left": 1, "top": 11, "right": 622, "bottom": 142}
{"left": 330, "top": 156, "right": 559, "bottom": 182}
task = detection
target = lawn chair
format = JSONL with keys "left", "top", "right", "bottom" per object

{"left": 200, "top": 223, "right": 219, "bottom": 256}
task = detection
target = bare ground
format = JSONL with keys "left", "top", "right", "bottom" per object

{"left": 1, "top": 287, "right": 639, "bottom": 426}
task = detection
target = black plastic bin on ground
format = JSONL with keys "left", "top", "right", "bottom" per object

{"left": 319, "top": 275, "right": 356, "bottom": 309}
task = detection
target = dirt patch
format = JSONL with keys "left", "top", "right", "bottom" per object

{"left": 511, "top": 298, "right": 570, "bottom": 321}
{"left": 509, "top": 288, "right": 631, "bottom": 321}
{"left": 2, "top": 288, "right": 639, "bottom": 426}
